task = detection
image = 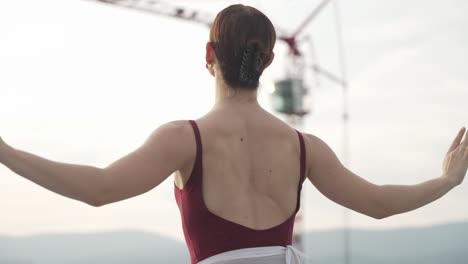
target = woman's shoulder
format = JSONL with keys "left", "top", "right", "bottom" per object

{"left": 151, "top": 119, "right": 197, "bottom": 156}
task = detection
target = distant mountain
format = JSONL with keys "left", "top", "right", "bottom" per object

{"left": 0, "top": 231, "right": 190, "bottom": 264}
{"left": 305, "top": 221, "right": 468, "bottom": 264}
{"left": 1, "top": 221, "right": 467, "bottom": 264}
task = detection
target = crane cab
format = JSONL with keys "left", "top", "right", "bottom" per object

{"left": 271, "top": 78, "right": 310, "bottom": 117}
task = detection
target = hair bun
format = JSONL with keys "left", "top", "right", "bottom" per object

{"left": 209, "top": 4, "right": 276, "bottom": 89}
{"left": 239, "top": 46, "right": 262, "bottom": 86}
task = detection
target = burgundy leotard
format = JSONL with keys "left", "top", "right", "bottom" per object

{"left": 174, "top": 120, "right": 306, "bottom": 264}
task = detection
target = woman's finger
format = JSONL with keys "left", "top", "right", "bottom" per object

{"left": 448, "top": 127, "right": 466, "bottom": 153}
{"left": 461, "top": 128, "right": 468, "bottom": 148}
{"left": 464, "top": 140, "right": 468, "bottom": 157}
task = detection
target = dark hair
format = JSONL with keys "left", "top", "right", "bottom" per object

{"left": 209, "top": 4, "right": 276, "bottom": 90}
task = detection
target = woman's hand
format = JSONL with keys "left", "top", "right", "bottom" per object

{"left": 443, "top": 127, "right": 468, "bottom": 187}
{"left": 0, "top": 136, "right": 9, "bottom": 163}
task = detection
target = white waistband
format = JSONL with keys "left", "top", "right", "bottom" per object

{"left": 198, "top": 245, "right": 307, "bottom": 264}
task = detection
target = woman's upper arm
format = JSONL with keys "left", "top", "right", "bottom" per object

{"left": 98, "top": 120, "right": 194, "bottom": 206}
{"left": 304, "top": 133, "right": 389, "bottom": 219}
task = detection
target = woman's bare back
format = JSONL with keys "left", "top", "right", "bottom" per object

{"left": 174, "top": 105, "right": 305, "bottom": 231}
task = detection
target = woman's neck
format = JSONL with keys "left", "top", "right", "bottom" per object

{"left": 213, "top": 78, "right": 259, "bottom": 108}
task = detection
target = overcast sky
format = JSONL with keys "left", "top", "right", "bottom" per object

{"left": 1, "top": 0, "right": 467, "bottom": 241}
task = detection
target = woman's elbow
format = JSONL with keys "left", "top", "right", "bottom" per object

{"left": 83, "top": 185, "right": 111, "bottom": 207}
{"left": 84, "top": 171, "right": 112, "bottom": 207}
{"left": 83, "top": 194, "right": 107, "bottom": 207}
{"left": 372, "top": 201, "right": 394, "bottom": 219}
{"left": 370, "top": 210, "right": 395, "bottom": 220}
{"left": 86, "top": 197, "right": 106, "bottom": 207}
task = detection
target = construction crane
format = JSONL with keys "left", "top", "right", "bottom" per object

{"left": 88, "top": 0, "right": 350, "bottom": 263}
{"left": 95, "top": 0, "right": 213, "bottom": 27}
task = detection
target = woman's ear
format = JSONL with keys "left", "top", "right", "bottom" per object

{"left": 264, "top": 51, "right": 275, "bottom": 69}
{"left": 205, "top": 42, "right": 216, "bottom": 65}
{"left": 205, "top": 42, "right": 216, "bottom": 77}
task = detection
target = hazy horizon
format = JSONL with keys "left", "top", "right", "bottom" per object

{"left": 2, "top": 222, "right": 468, "bottom": 264}
{"left": 1, "top": 0, "right": 467, "bottom": 242}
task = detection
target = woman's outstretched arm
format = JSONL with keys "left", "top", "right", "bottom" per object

{"left": 0, "top": 120, "right": 193, "bottom": 206}
{"left": 304, "top": 127, "right": 467, "bottom": 219}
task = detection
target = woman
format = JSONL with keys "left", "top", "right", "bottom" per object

{"left": 1, "top": 4, "right": 467, "bottom": 264}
